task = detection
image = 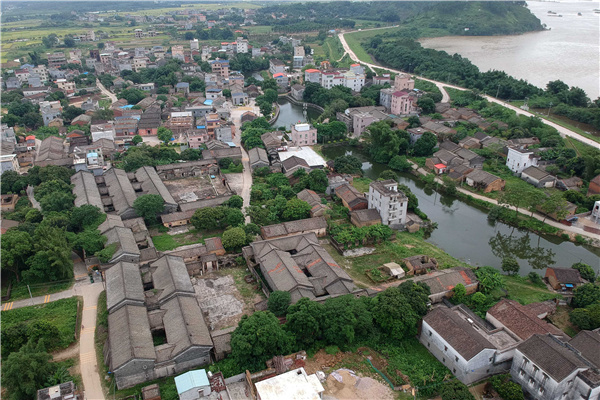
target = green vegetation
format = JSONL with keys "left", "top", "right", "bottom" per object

{"left": 151, "top": 229, "right": 221, "bottom": 252}
{"left": 351, "top": 177, "right": 372, "bottom": 193}
{"left": 501, "top": 275, "right": 561, "bottom": 305}
{"left": 5, "top": 280, "right": 74, "bottom": 302}
{"left": 2, "top": 297, "right": 79, "bottom": 357}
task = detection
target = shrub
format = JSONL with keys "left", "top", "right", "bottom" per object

{"left": 268, "top": 291, "right": 291, "bottom": 317}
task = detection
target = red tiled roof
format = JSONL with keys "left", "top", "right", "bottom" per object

{"left": 304, "top": 69, "right": 320, "bottom": 73}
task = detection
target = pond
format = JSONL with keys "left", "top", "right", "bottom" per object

{"left": 321, "top": 145, "right": 600, "bottom": 275}
{"left": 271, "top": 98, "right": 321, "bottom": 130}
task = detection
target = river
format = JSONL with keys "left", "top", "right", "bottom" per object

{"left": 419, "top": 1, "right": 600, "bottom": 99}
{"left": 271, "top": 98, "right": 321, "bottom": 130}
{"left": 321, "top": 145, "right": 600, "bottom": 275}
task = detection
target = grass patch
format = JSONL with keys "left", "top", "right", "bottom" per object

{"left": 151, "top": 229, "right": 222, "bottom": 252}
{"left": 502, "top": 275, "right": 561, "bottom": 305}
{"left": 5, "top": 279, "right": 74, "bottom": 302}
{"left": 351, "top": 177, "right": 373, "bottom": 193}
{"left": 2, "top": 297, "right": 80, "bottom": 351}
{"left": 324, "top": 36, "right": 344, "bottom": 61}
{"left": 548, "top": 305, "right": 580, "bottom": 338}
{"left": 245, "top": 25, "right": 273, "bottom": 34}
{"left": 95, "top": 291, "right": 111, "bottom": 391}
{"left": 227, "top": 266, "right": 266, "bottom": 306}
{"left": 378, "top": 338, "right": 450, "bottom": 397}
{"left": 343, "top": 31, "right": 375, "bottom": 63}
{"left": 342, "top": 232, "right": 470, "bottom": 285}
{"left": 221, "top": 164, "right": 244, "bottom": 174}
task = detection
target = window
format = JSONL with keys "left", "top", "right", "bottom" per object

{"left": 444, "top": 346, "right": 448, "bottom": 352}
{"left": 443, "top": 358, "right": 445, "bottom": 363}
{"left": 453, "top": 368, "right": 456, "bottom": 374}
{"left": 520, "top": 369, "right": 525, "bottom": 377}
{"left": 427, "top": 343, "right": 430, "bottom": 348}
{"left": 429, "top": 331, "right": 432, "bottom": 337}
{"left": 529, "top": 378, "right": 535, "bottom": 385}
{"left": 455, "top": 356, "right": 458, "bottom": 362}
{"left": 539, "top": 387, "right": 545, "bottom": 394}
{"left": 522, "top": 358, "right": 529, "bottom": 368}
{"left": 568, "top": 380, "right": 573, "bottom": 386}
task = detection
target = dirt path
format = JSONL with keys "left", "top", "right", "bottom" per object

{"left": 338, "top": 29, "right": 599, "bottom": 149}
{"left": 52, "top": 342, "right": 80, "bottom": 362}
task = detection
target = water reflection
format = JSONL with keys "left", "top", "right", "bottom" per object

{"left": 321, "top": 145, "right": 599, "bottom": 274}
{"left": 488, "top": 231, "right": 556, "bottom": 271}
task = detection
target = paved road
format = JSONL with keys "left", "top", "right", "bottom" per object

{"left": 338, "top": 30, "right": 598, "bottom": 149}
{"left": 26, "top": 185, "right": 42, "bottom": 211}
{"left": 79, "top": 283, "right": 106, "bottom": 400}
{"left": 228, "top": 100, "right": 260, "bottom": 223}
{"left": 96, "top": 78, "right": 117, "bottom": 103}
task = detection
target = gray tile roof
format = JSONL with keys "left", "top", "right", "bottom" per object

{"left": 424, "top": 306, "right": 496, "bottom": 360}
{"left": 521, "top": 166, "right": 554, "bottom": 182}
{"left": 98, "top": 214, "right": 125, "bottom": 234}
{"left": 547, "top": 267, "right": 582, "bottom": 284}
{"left": 105, "top": 226, "right": 140, "bottom": 262}
{"left": 251, "top": 232, "right": 356, "bottom": 302}
{"left": 350, "top": 208, "right": 381, "bottom": 223}
{"left": 487, "top": 299, "right": 564, "bottom": 341}
{"left": 248, "top": 147, "right": 269, "bottom": 166}
{"left": 261, "top": 217, "right": 327, "bottom": 239}
{"left": 569, "top": 330, "right": 600, "bottom": 368}
{"left": 466, "top": 169, "right": 502, "bottom": 186}
{"left": 108, "top": 304, "right": 156, "bottom": 370}
{"left": 518, "top": 334, "right": 587, "bottom": 382}
{"left": 105, "top": 261, "right": 145, "bottom": 312}
{"left": 150, "top": 255, "right": 195, "bottom": 304}
{"left": 104, "top": 168, "right": 138, "bottom": 218}
{"left": 282, "top": 156, "right": 309, "bottom": 171}
{"left": 296, "top": 189, "right": 321, "bottom": 207}
{"left": 36, "top": 136, "right": 67, "bottom": 162}
{"left": 71, "top": 171, "right": 104, "bottom": 210}
{"left": 160, "top": 295, "right": 213, "bottom": 356}
{"left": 134, "top": 166, "right": 177, "bottom": 206}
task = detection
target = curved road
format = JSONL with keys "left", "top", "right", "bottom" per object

{"left": 96, "top": 78, "right": 117, "bottom": 103}
{"left": 338, "top": 30, "right": 599, "bottom": 149}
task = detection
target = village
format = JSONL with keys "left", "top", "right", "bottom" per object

{"left": 2, "top": 3, "right": 600, "bottom": 400}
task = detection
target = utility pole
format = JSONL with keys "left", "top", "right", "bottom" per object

{"left": 496, "top": 84, "right": 501, "bottom": 99}
{"left": 547, "top": 102, "right": 553, "bottom": 116}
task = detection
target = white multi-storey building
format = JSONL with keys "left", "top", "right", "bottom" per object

{"left": 368, "top": 180, "right": 408, "bottom": 226}
{"left": 506, "top": 147, "right": 539, "bottom": 174}
{"left": 235, "top": 37, "right": 248, "bottom": 54}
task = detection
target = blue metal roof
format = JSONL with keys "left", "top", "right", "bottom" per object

{"left": 175, "top": 370, "right": 209, "bottom": 395}
{"left": 197, "top": 125, "right": 206, "bottom": 129}
{"left": 225, "top": 142, "right": 236, "bottom": 147}
{"left": 120, "top": 105, "right": 134, "bottom": 109}
{"left": 87, "top": 152, "right": 98, "bottom": 157}
{"left": 204, "top": 99, "right": 213, "bottom": 105}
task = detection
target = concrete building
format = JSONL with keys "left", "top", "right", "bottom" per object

{"left": 394, "top": 73, "right": 414, "bottom": 91}
{"left": 175, "top": 369, "right": 211, "bottom": 400}
{"left": 510, "top": 332, "right": 600, "bottom": 400}
{"left": 390, "top": 90, "right": 415, "bottom": 116}
{"left": 235, "top": 37, "right": 248, "bottom": 54}
{"left": 368, "top": 180, "right": 408, "bottom": 227}
{"left": 210, "top": 60, "right": 229, "bottom": 79}
{"left": 290, "top": 123, "right": 317, "bottom": 146}
{"left": 269, "top": 59, "right": 286, "bottom": 75}
{"left": 506, "top": 147, "right": 539, "bottom": 174}
{"left": 421, "top": 304, "right": 519, "bottom": 385}
{"left": 37, "top": 382, "right": 78, "bottom": 400}
{"left": 520, "top": 166, "right": 557, "bottom": 188}
{"left": 0, "top": 154, "right": 20, "bottom": 174}
{"left": 291, "top": 84, "right": 305, "bottom": 101}
{"left": 254, "top": 368, "right": 324, "bottom": 400}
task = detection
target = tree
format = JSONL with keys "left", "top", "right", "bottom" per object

{"left": 118, "top": 88, "right": 146, "bottom": 105}
{"left": 157, "top": 127, "right": 173, "bottom": 144}
{"left": 70, "top": 229, "right": 107, "bottom": 255}
{"left": 42, "top": 33, "right": 58, "bottom": 48}
{"left": 501, "top": 257, "right": 520, "bottom": 275}
{"left": 321, "top": 295, "right": 374, "bottom": 347}
{"left": 133, "top": 194, "right": 164, "bottom": 223}
{"left": 63, "top": 34, "right": 75, "bottom": 47}
{"left": 23, "top": 225, "right": 73, "bottom": 283}
{"left": 334, "top": 155, "right": 362, "bottom": 174}
{"left": 0, "top": 229, "right": 33, "bottom": 282}
{"left": 572, "top": 262, "right": 596, "bottom": 282}
{"left": 572, "top": 283, "right": 600, "bottom": 309}
{"left": 285, "top": 298, "right": 324, "bottom": 348}
{"left": 388, "top": 155, "right": 412, "bottom": 171}
{"left": 303, "top": 169, "right": 329, "bottom": 193}
{"left": 132, "top": 135, "right": 143, "bottom": 145}
{"left": 570, "top": 304, "right": 600, "bottom": 330}
{"left": 225, "top": 195, "right": 244, "bottom": 209}
{"left": 539, "top": 192, "right": 570, "bottom": 222}
{"left": 474, "top": 266, "right": 504, "bottom": 294}
{"left": 412, "top": 131, "right": 438, "bottom": 157}
{"left": 282, "top": 198, "right": 311, "bottom": 221}
{"left": 439, "top": 380, "right": 475, "bottom": 400}
{"left": 489, "top": 374, "right": 525, "bottom": 400}
{"left": 268, "top": 291, "right": 291, "bottom": 317}
{"left": 379, "top": 170, "right": 398, "bottom": 181}
{"left": 230, "top": 311, "right": 294, "bottom": 371}
{"left": 40, "top": 192, "right": 75, "bottom": 213}
{"left": 222, "top": 227, "right": 247, "bottom": 251}
{"left": 61, "top": 106, "right": 85, "bottom": 123}
{"left": 372, "top": 284, "right": 423, "bottom": 340}
{"left": 3, "top": 340, "right": 55, "bottom": 400}
{"left": 69, "top": 205, "right": 103, "bottom": 232}
{"left": 452, "top": 283, "right": 466, "bottom": 304}
{"left": 21, "top": 112, "right": 44, "bottom": 129}
{"left": 417, "top": 97, "right": 436, "bottom": 114}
